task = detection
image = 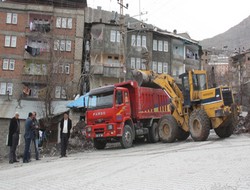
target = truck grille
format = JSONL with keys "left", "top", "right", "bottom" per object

{"left": 94, "top": 128, "right": 104, "bottom": 134}
{"left": 222, "top": 88, "right": 233, "bottom": 106}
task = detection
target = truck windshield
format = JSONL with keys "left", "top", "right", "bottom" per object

{"left": 88, "top": 91, "right": 114, "bottom": 110}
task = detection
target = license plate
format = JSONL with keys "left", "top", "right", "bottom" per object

{"left": 96, "top": 134, "right": 103, "bottom": 137}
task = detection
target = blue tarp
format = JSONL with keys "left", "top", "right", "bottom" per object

{"left": 67, "top": 93, "right": 89, "bottom": 108}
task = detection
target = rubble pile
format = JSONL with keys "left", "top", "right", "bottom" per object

{"left": 68, "top": 121, "right": 94, "bottom": 152}
{"left": 234, "top": 113, "right": 250, "bottom": 134}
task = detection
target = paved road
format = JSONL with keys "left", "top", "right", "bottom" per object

{"left": 1, "top": 133, "right": 250, "bottom": 190}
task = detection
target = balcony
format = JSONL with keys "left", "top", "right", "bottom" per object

{"left": 172, "top": 53, "right": 184, "bottom": 61}
{"left": 90, "top": 64, "right": 125, "bottom": 78}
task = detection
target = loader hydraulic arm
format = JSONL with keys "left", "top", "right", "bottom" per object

{"left": 132, "top": 70, "right": 189, "bottom": 131}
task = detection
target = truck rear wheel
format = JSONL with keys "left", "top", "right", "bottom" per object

{"left": 176, "top": 127, "right": 190, "bottom": 141}
{"left": 148, "top": 122, "right": 159, "bottom": 143}
{"left": 189, "top": 109, "right": 210, "bottom": 141}
{"left": 93, "top": 138, "right": 107, "bottom": 150}
{"left": 158, "top": 115, "right": 178, "bottom": 143}
{"left": 120, "top": 125, "right": 133, "bottom": 149}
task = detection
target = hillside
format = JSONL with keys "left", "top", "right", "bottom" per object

{"left": 200, "top": 15, "right": 250, "bottom": 51}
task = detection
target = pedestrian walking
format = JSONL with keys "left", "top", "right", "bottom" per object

{"left": 8, "top": 112, "right": 20, "bottom": 164}
{"left": 23, "top": 112, "right": 34, "bottom": 163}
{"left": 60, "top": 112, "right": 72, "bottom": 158}
{"left": 31, "top": 111, "right": 40, "bottom": 160}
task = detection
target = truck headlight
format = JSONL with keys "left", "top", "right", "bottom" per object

{"left": 107, "top": 124, "right": 114, "bottom": 130}
{"left": 86, "top": 126, "right": 92, "bottom": 133}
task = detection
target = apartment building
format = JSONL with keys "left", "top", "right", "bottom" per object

{"left": 84, "top": 7, "right": 202, "bottom": 89}
{"left": 0, "top": 0, "right": 86, "bottom": 101}
{"left": 0, "top": 0, "right": 86, "bottom": 157}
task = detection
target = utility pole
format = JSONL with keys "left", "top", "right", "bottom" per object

{"left": 117, "top": 0, "right": 128, "bottom": 81}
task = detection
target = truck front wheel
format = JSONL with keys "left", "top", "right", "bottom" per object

{"left": 189, "top": 109, "right": 210, "bottom": 141}
{"left": 94, "top": 138, "right": 107, "bottom": 150}
{"left": 120, "top": 125, "right": 133, "bottom": 149}
{"left": 158, "top": 115, "right": 178, "bottom": 143}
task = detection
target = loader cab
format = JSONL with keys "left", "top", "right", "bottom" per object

{"left": 179, "top": 70, "right": 208, "bottom": 106}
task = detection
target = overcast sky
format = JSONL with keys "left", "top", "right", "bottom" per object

{"left": 88, "top": 0, "right": 250, "bottom": 41}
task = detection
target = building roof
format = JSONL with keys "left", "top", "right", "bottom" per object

{"left": 5, "top": 0, "right": 87, "bottom": 8}
{"left": 0, "top": 99, "right": 70, "bottom": 120}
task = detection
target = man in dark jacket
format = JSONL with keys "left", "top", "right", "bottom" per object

{"left": 60, "top": 112, "right": 72, "bottom": 157}
{"left": 23, "top": 112, "right": 34, "bottom": 163}
{"left": 8, "top": 112, "right": 20, "bottom": 164}
{"left": 31, "top": 111, "right": 40, "bottom": 160}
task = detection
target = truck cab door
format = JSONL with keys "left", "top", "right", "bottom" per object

{"left": 115, "top": 88, "right": 131, "bottom": 117}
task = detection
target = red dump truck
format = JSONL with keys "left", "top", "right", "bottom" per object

{"left": 85, "top": 80, "right": 170, "bottom": 149}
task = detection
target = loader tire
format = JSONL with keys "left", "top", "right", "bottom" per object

{"left": 120, "top": 125, "right": 133, "bottom": 149}
{"left": 176, "top": 127, "right": 190, "bottom": 141}
{"left": 214, "top": 123, "right": 234, "bottom": 138}
{"left": 94, "top": 138, "right": 107, "bottom": 150}
{"left": 215, "top": 103, "right": 238, "bottom": 138}
{"left": 189, "top": 109, "right": 210, "bottom": 141}
{"left": 148, "top": 122, "right": 159, "bottom": 143}
{"left": 158, "top": 115, "right": 178, "bottom": 143}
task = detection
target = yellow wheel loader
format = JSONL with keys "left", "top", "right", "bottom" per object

{"left": 132, "top": 69, "right": 239, "bottom": 142}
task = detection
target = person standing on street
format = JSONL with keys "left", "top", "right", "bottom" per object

{"left": 60, "top": 112, "right": 72, "bottom": 158}
{"left": 8, "top": 112, "right": 20, "bottom": 164}
{"left": 23, "top": 112, "right": 34, "bottom": 163}
{"left": 31, "top": 111, "right": 40, "bottom": 160}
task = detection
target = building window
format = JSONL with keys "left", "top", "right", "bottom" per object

{"left": 0, "top": 82, "right": 13, "bottom": 95}
{"left": 153, "top": 40, "right": 157, "bottom": 51}
{"left": 60, "top": 40, "right": 66, "bottom": 51}
{"left": 55, "top": 86, "right": 66, "bottom": 99}
{"left": 65, "top": 64, "right": 70, "bottom": 74}
{"left": 67, "top": 18, "right": 72, "bottom": 29}
{"left": 66, "top": 40, "right": 72, "bottom": 52}
{"left": 152, "top": 61, "right": 157, "bottom": 72}
{"left": 136, "top": 58, "right": 141, "bottom": 69}
{"left": 158, "top": 62, "right": 163, "bottom": 73}
{"left": 56, "top": 17, "right": 61, "bottom": 28}
{"left": 164, "top": 41, "right": 168, "bottom": 52}
{"left": 117, "top": 31, "right": 121, "bottom": 43}
{"left": 56, "top": 17, "right": 73, "bottom": 29}
{"left": 136, "top": 35, "right": 141, "bottom": 47}
{"left": 5, "top": 36, "right": 17, "bottom": 47}
{"left": 110, "top": 30, "right": 120, "bottom": 43}
{"left": 54, "top": 40, "right": 71, "bottom": 52}
{"left": 142, "top": 36, "right": 146, "bottom": 47}
{"left": 158, "top": 41, "right": 163, "bottom": 51}
{"left": 2, "top": 59, "right": 15, "bottom": 70}
{"left": 163, "top": 63, "right": 168, "bottom": 74}
{"left": 62, "top": 18, "right": 67, "bottom": 28}
{"left": 131, "top": 57, "right": 136, "bottom": 69}
{"left": 110, "top": 30, "right": 116, "bottom": 42}
{"left": 131, "top": 35, "right": 136, "bottom": 46}
{"left": 6, "top": 13, "right": 18, "bottom": 24}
